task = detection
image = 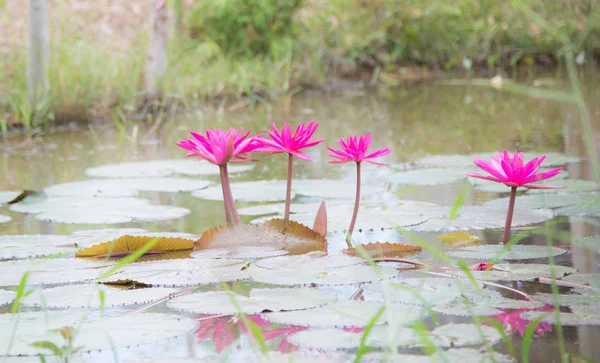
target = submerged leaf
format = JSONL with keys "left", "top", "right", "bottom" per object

{"left": 75, "top": 235, "right": 194, "bottom": 258}
{"left": 0, "top": 312, "right": 196, "bottom": 356}
{"left": 436, "top": 232, "right": 479, "bottom": 246}
{"left": 167, "top": 288, "right": 336, "bottom": 315}
{"left": 343, "top": 242, "right": 422, "bottom": 258}
{"left": 196, "top": 220, "right": 327, "bottom": 255}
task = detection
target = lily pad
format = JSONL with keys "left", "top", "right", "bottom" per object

{"left": 192, "top": 180, "right": 292, "bottom": 202}
{"left": 526, "top": 179, "right": 598, "bottom": 194}
{"left": 191, "top": 246, "right": 288, "bottom": 259}
{"left": 415, "top": 154, "right": 475, "bottom": 168}
{"left": 436, "top": 232, "right": 479, "bottom": 246}
{"left": 433, "top": 293, "right": 543, "bottom": 316}
{"left": 44, "top": 178, "right": 211, "bottom": 198}
{"left": 387, "top": 168, "right": 469, "bottom": 186}
{"left": 407, "top": 206, "right": 553, "bottom": 232}
{"left": 0, "top": 234, "right": 80, "bottom": 261}
{"left": 128, "top": 232, "right": 200, "bottom": 240}
{"left": 167, "top": 288, "right": 336, "bottom": 315}
{"left": 555, "top": 203, "right": 600, "bottom": 217}
{"left": 127, "top": 354, "right": 348, "bottom": 363}
{"left": 0, "top": 191, "right": 20, "bottom": 204}
{"left": 255, "top": 253, "right": 363, "bottom": 270}
{"left": 100, "top": 258, "right": 253, "bottom": 286}
{"left": 447, "top": 245, "right": 567, "bottom": 261}
{"left": 361, "top": 349, "right": 516, "bottom": 363}
{"left": 252, "top": 265, "right": 398, "bottom": 286}
{"left": 0, "top": 214, "right": 11, "bottom": 224}
{"left": 75, "top": 235, "right": 194, "bottom": 258}
{"left": 85, "top": 159, "right": 253, "bottom": 178}
{"left": 0, "top": 258, "right": 112, "bottom": 287}
{"left": 263, "top": 300, "right": 425, "bottom": 328}
{"left": 484, "top": 193, "right": 594, "bottom": 210}
{"left": 563, "top": 273, "right": 600, "bottom": 289}
{"left": 23, "top": 284, "right": 178, "bottom": 308}
{"left": 531, "top": 293, "right": 600, "bottom": 307}
{"left": 574, "top": 235, "right": 600, "bottom": 252}
{"left": 0, "top": 311, "right": 196, "bottom": 356}
{"left": 11, "top": 197, "right": 190, "bottom": 224}
{"left": 522, "top": 306, "right": 600, "bottom": 326}
{"left": 0, "top": 289, "right": 15, "bottom": 305}
{"left": 291, "top": 179, "right": 382, "bottom": 199}
{"left": 448, "top": 263, "right": 576, "bottom": 281}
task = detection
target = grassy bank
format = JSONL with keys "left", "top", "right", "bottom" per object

{"left": 0, "top": 0, "right": 599, "bottom": 131}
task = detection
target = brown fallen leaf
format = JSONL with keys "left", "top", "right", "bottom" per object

{"left": 343, "top": 242, "right": 422, "bottom": 258}
{"left": 195, "top": 219, "right": 327, "bottom": 255}
{"left": 75, "top": 235, "right": 194, "bottom": 258}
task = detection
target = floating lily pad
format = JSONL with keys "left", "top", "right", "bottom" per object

{"left": 255, "top": 253, "right": 363, "bottom": 270}
{"left": 70, "top": 228, "right": 148, "bottom": 238}
{"left": 0, "top": 234, "right": 80, "bottom": 260}
{"left": 0, "top": 191, "right": 20, "bottom": 204}
{"left": 574, "top": 235, "right": 600, "bottom": 252}
{"left": 129, "top": 232, "right": 200, "bottom": 240}
{"left": 85, "top": 159, "right": 253, "bottom": 178}
{"left": 524, "top": 179, "right": 598, "bottom": 194}
{"left": 11, "top": 197, "right": 190, "bottom": 224}
{"left": 291, "top": 179, "right": 382, "bottom": 199}
{"left": 0, "top": 214, "right": 11, "bottom": 224}
{"left": 555, "top": 203, "right": 600, "bottom": 217}
{"left": 407, "top": 206, "right": 553, "bottom": 232}
{"left": 23, "top": 284, "right": 178, "bottom": 308}
{"left": 436, "top": 232, "right": 479, "bottom": 246}
{"left": 531, "top": 293, "right": 600, "bottom": 307}
{"left": 263, "top": 300, "right": 425, "bottom": 328}
{"left": 387, "top": 168, "right": 469, "bottom": 186}
{"left": 45, "top": 178, "right": 212, "bottom": 198}
{"left": 361, "top": 349, "right": 516, "bottom": 363}
{"left": 252, "top": 265, "right": 398, "bottom": 286}
{"left": 343, "top": 242, "right": 422, "bottom": 258}
{"left": 191, "top": 246, "right": 288, "bottom": 259}
{"left": 167, "top": 288, "right": 335, "bottom": 315}
{"left": 0, "top": 258, "right": 112, "bottom": 287}
{"left": 127, "top": 353, "right": 348, "bottom": 363}
{"left": 192, "top": 180, "right": 291, "bottom": 202}
{"left": 433, "top": 293, "right": 543, "bottom": 316}
{"left": 0, "top": 289, "right": 15, "bottom": 305}
{"left": 75, "top": 235, "right": 194, "bottom": 258}
{"left": 415, "top": 154, "right": 475, "bottom": 168}
{"left": 522, "top": 306, "right": 600, "bottom": 326}
{"left": 448, "top": 263, "right": 576, "bottom": 281}
{"left": 563, "top": 273, "right": 600, "bottom": 289}
{"left": 0, "top": 312, "right": 196, "bottom": 356}
{"left": 430, "top": 323, "right": 502, "bottom": 347}
{"left": 484, "top": 193, "right": 593, "bottom": 210}
{"left": 100, "top": 258, "right": 252, "bottom": 286}
{"left": 447, "top": 245, "right": 567, "bottom": 261}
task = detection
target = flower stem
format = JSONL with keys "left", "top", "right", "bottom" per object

{"left": 284, "top": 153, "right": 293, "bottom": 222}
{"left": 502, "top": 186, "right": 518, "bottom": 243}
{"left": 346, "top": 162, "right": 361, "bottom": 247}
{"left": 219, "top": 166, "right": 232, "bottom": 224}
{"left": 223, "top": 164, "right": 241, "bottom": 224}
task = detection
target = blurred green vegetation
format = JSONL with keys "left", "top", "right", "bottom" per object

{"left": 0, "top": 0, "right": 599, "bottom": 130}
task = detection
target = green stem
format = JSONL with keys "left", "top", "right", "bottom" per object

{"left": 284, "top": 153, "right": 293, "bottom": 221}
{"left": 346, "top": 162, "right": 361, "bottom": 247}
{"left": 502, "top": 186, "right": 517, "bottom": 243}
{"left": 219, "top": 165, "right": 232, "bottom": 224}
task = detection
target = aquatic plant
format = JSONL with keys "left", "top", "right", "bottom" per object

{"left": 257, "top": 121, "right": 324, "bottom": 221}
{"left": 177, "top": 128, "right": 263, "bottom": 224}
{"left": 327, "top": 133, "right": 391, "bottom": 245}
{"left": 467, "top": 151, "right": 564, "bottom": 242}
{"left": 488, "top": 305, "right": 553, "bottom": 337}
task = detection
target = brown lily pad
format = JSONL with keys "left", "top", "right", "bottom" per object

{"left": 75, "top": 235, "right": 194, "bottom": 258}
{"left": 343, "top": 242, "right": 422, "bottom": 258}
{"left": 195, "top": 219, "right": 327, "bottom": 255}
{"left": 436, "top": 232, "right": 480, "bottom": 246}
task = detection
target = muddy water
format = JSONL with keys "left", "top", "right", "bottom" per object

{"left": 0, "top": 71, "right": 599, "bottom": 362}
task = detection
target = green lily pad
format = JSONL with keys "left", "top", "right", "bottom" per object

{"left": 191, "top": 246, "right": 288, "bottom": 259}
{"left": 23, "top": 284, "right": 178, "bottom": 308}
{"left": 0, "top": 312, "right": 197, "bottom": 356}
{"left": 192, "top": 180, "right": 292, "bottom": 202}
{"left": 100, "top": 258, "right": 252, "bottom": 286}
{"left": 11, "top": 197, "right": 190, "bottom": 224}
{"left": 263, "top": 300, "right": 425, "bottom": 328}
{"left": 526, "top": 179, "right": 598, "bottom": 194}
{"left": 407, "top": 206, "right": 553, "bottom": 232}
{"left": 447, "top": 244, "right": 567, "bottom": 261}
{"left": 255, "top": 253, "right": 364, "bottom": 270}
{"left": 0, "top": 234, "right": 81, "bottom": 261}
{"left": 167, "top": 288, "right": 336, "bottom": 315}
{"left": 522, "top": 305, "right": 600, "bottom": 326}
{"left": 85, "top": 159, "right": 253, "bottom": 178}
{"left": 484, "top": 193, "right": 594, "bottom": 210}
{"left": 563, "top": 273, "right": 600, "bottom": 289}
{"left": 0, "top": 289, "right": 15, "bottom": 305}
{"left": 0, "top": 191, "right": 20, "bottom": 204}
{"left": 531, "top": 293, "right": 600, "bottom": 307}
{"left": 291, "top": 179, "right": 382, "bottom": 199}
{"left": 555, "top": 202, "right": 600, "bottom": 217}
{"left": 433, "top": 293, "right": 544, "bottom": 316}
{"left": 387, "top": 168, "right": 469, "bottom": 186}
{"left": 252, "top": 265, "right": 398, "bottom": 286}
{"left": 0, "top": 214, "right": 11, "bottom": 224}
{"left": 44, "top": 178, "right": 212, "bottom": 198}
{"left": 0, "top": 258, "right": 112, "bottom": 287}
{"left": 448, "top": 263, "right": 576, "bottom": 281}
{"left": 574, "top": 235, "right": 600, "bottom": 252}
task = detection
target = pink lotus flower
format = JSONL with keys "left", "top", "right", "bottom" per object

{"left": 466, "top": 151, "right": 564, "bottom": 189}
{"left": 177, "top": 128, "right": 262, "bottom": 166}
{"left": 256, "top": 121, "right": 324, "bottom": 221}
{"left": 488, "top": 305, "right": 553, "bottom": 337}
{"left": 469, "top": 262, "right": 490, "bottom": 271}
{"left": 327, "top": 133, "right": 391, "bottom": 165}
{"left": 259, "top": 121, "right": 324, "bottom": 160}
{"left": 466, "top": 150, "right": 564, "bottom": 242}
{"left": 328, "top": 133, "right": 391, "bottom": 245}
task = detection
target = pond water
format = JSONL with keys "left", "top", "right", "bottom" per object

{"left": 0, "top": 71, "right": 599, "bottom": 362}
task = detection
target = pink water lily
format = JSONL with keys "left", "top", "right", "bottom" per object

{"left": 177, "top": 127, "right": 263, "bottom": 224}
{"left": 466, "top": 150, "right": 564, "bottom": 242}
{"left": 328, "top": 133, "right": 391, "bottom": 246}
{"left": 257, "top": 121, "right": 324, "bottom": 221}
{"left": 466, "top": 151, "right": 564, "bottom": 189}
{"left": 487, "top": 305, "right": 553, "bottom": 337}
